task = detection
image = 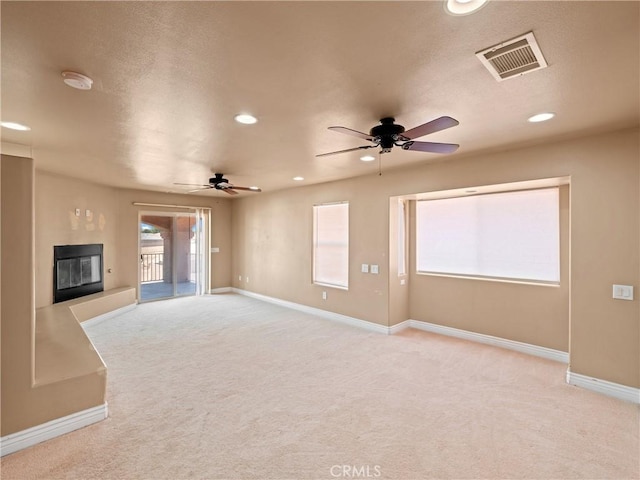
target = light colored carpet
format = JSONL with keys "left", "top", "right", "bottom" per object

{"left": 2, "top": 294, "right": 638, "bottom": 479}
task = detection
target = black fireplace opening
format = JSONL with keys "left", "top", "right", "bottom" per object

{"left": 53, "top": 244, "right": 104, "bottom": 303}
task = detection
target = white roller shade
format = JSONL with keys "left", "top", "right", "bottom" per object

{"left": 416, "top": 188, "right": 559, "bottom": 283}
{"left": 313, "top": 203, "right": 349, "bottom": 288}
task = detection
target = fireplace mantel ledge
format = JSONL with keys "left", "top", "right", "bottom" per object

{"left": 34, "top": 287, "right": 136, "bottom": 387}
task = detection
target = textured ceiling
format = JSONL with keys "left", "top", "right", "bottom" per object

{"left": 1, "top": 1, "right": 639, "bottom": 196}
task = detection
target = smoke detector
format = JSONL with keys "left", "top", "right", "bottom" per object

{"left": 61, "top": 71, "right": 93, "bottom": 90}
{"left": 476, "top": 32, "right": 548, "bottom": 82}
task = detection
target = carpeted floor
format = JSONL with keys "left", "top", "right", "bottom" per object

{"left": 1, "top": 294, "right": 638, "bottom": 479}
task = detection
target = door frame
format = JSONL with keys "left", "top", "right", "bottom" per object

{"left": 138, "top": 209, "right": 210, "bottom": 302}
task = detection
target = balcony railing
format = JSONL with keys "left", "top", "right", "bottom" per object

{"left": 141, "top": 253, "right": 198, "bottom": 283}
{"left": 141, "top": 253, "right": 164, "bottom": 283}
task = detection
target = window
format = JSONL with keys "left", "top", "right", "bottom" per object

{"left": 416, "top": 188, "right": 559, "bottom": 283}
{"left": 313, "top": 203, "right": 349, "bottom": 288}
{"left": 398, "top": 200, "right": 407, "bottom": 276}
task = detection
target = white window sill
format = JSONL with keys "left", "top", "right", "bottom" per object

{"left": 416, "top": 271, "right": 560, "bottom": 287}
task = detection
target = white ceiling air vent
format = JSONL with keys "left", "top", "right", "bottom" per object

{"left": 476, "top": 32, "right": 548, "bottom": 82}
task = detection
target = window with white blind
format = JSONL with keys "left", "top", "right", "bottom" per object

{"left": 313, "top": 202, "right": 349, "bottom": 288}
{"left": 416, "top": 188, "right": 559, "bottom": 283}
{"left": 398, "top": 200, "right": 407, "bottom": 276}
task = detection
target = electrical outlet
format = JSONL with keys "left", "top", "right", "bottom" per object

{"left": 238, "top": 275, "right": 242, "bottom": 282}
{"left": 322, "top": 291, "right": 327, "bottom": 300}
{"left": 246, "top": 277, "right": 249, "bottom": 283}
{"left": 75, "top": 208, "right": 80, "bottom": 217}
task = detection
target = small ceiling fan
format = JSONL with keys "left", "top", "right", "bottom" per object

{"left": 174, "top": 173, "right": 262, "bottom": 195}
{"left": 316, "top": 116, "right": 460, "bottom": 157}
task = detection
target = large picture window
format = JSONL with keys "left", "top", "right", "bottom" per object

{"left": 416, "top": 188, "right": 559, "bottom": 283}
{"left": 313, "top": 202, "right": 349, "bottom": 288}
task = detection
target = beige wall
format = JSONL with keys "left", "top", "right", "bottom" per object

{"left": 408, "top": 185, "right": 570, "bottom": 352}
{"left": 35, "top": 171, "right": 121, "bottom": 308}
{"left": 232, "top": 180, "right": 390, "bottom": 325}
{"left": 232, "top": 128, "right": 640, "bottom": 389}
{"left": 388, "top": 197, "right": 409, "bottom": 326}
{"left": 33, "top": 173, "right": 233, "bottom": 306}
{"left": 1, "top": 155, "right": 35, "bottom": 434}
{"left": 116, "top": 189, "right": 232, "bottom": 297}
{"left": 1, "top": 156, "right": 105, "bottom": 436}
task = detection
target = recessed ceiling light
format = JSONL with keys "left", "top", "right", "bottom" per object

{"left": 62, "top": 71, "right": 93, "bottom": 90}
{"left": 528, "top": 112, "right": 555, "bottom": 123}
{"left": 360, "top": 155, "right": 375, "bottom": 162}
{"left": 444, "top": 0, "right": 488, "bottom": 16}
{"left": 1, "top": 121, "right": 31, "bottom": 131}
{"left": 293, "top": 176, "right": 304, "bottom": 181}
{"left": 234, "top": 114, "right": 258, "bottom": 125}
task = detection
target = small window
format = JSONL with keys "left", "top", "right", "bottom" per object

{"left": 398, "top": 200, "right": 407, "bottom": 276}
{"left": 416, "top": 188, "right": 559, "bottom": 283}
{"left": 313, "top": 203, "right": 349, "bottom": 288}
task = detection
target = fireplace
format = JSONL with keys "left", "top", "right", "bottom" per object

{"left": 53, "top": 244, "right": 104, "bottom": 303}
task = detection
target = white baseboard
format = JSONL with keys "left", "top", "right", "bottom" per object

{"left": 232, "top": 288, "right": 391, "bottom": 334}
{"left": 0, "top": 403, "right": 108, "bottom": 457}
{"left": 408, "top": 319, "right": 569, "bottom": 363}
{"left": 209, "top": 287, "right": 232, "bottom": 294}
{"left": 81, "top": 304, "right": 137, "bottom": 328}
{"left": 566, "top": 370, "right": 640, "bottom": 404}
{"left": 389, "top": 320, "right": 411, "bottom": 334}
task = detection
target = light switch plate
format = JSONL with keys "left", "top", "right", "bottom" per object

{"left": 371, "top": 264, "right": 379, "bottom": 274}
{"left": 613, "top": 284, "right": 634, "bottom": 300}
{"left": 361, "top": 264, "right": 369, "bottom": 273}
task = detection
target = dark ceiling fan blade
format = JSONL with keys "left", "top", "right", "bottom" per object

{"left": 220, "top": 187, "right": 239, "bottom": 195}
{"left": 316, "top": 145, "right": 376, "bottom": 157}
{"left": 328, "top": 126, "right": 374, "bottom": 141}
{"left": 229, "top": 186, "right": 262, "bottom": 192}
{"left": 401, "top": 141, "right": 459, "bottom": 154}
{"left": 400, "top": 116, "right": 459, "bottom": 140}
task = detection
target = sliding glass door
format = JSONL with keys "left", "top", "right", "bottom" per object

{"left": 139, "top": 210, "right": 208, "bottom": 302}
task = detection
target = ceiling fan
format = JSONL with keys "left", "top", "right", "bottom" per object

{"left": 316, "top": 116, "right": 460, "bottom": 157}
{"left": 174, "top": 173, "right": 262, "bottom": 195}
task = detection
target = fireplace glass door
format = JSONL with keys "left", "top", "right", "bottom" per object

{"left": 139, "top": 210, "right": 208, "bottom": 302}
